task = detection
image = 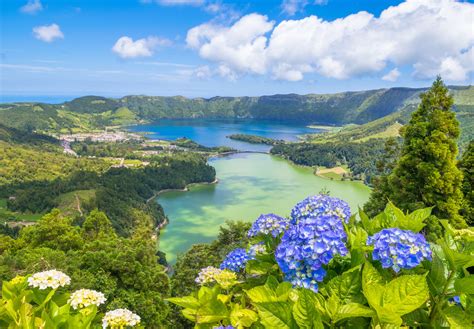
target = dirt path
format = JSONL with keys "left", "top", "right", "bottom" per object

{"left": 75, "top": 193, "right": 83, "bottom": 216}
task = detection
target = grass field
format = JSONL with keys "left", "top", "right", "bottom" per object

{"left": 55, "top": 189, "right": 96, "bottom": 217}
{"left": 0, "top": 198, "right": 43, "bottom": 222}
{"left": 316, "top": 166, "right": 349, "bottom": 180}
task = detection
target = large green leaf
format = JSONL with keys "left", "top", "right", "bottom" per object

{"left": 333, "top": 303, "right": 375, "bottom": 323}
{"left": 256, "top": 302, "right": 297, "bottom": 329}
{"left": 443, "top": 305, "right": 473, "bottom": 328}
{"left": 292, "top": 289, "right": 323, "bottom": 329}
{"left": 405, "top": 207, "right": 432, "bottom": 232}
{"left": 427, "top": 253, "right": 447, "bottom": 296}
{"left": 326, "top": 267, "right": 365, "bottom": 304}
{"left": 382, "top": 274, "right": 429, "bottom": 316}
{"left": 166, "top": 296, "right": 200, "bottom": 309}
{"left": 230, "top": 307, "right": 258, "bottom": 328}
{"left": 454, "top": 276, "right": 474, "bottom": 294}
{"left": 362, "top": 262, "right": 384, "bottom": 311}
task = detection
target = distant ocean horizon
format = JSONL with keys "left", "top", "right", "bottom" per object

{"left": 0, "top": 95, "right": 81, "bottom": 104}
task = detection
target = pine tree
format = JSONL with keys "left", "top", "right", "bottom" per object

{"left": 459, "top": 141, "right": 474, "bottom": 225}
{"left": 388, "top": 77, "right": 466, "bottom": 235}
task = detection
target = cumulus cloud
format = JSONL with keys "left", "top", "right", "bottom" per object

{"left": 382, "top": 68, "right": 401, "bottom": 82}
{"left": 112, "top": 36, "right": 171, "bottom": 58}
{"left": 187, "top": 0, "right": 474, "bottom": 82}
{"left": 20, "top": 0, "right": 43, "bottom": 14}
{"left": 33, "top": 24, "right": 64, "bottom": 42}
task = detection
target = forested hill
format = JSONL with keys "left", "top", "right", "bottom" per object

{"left": 1, "top": 85, "right": 472, "bottom": 132}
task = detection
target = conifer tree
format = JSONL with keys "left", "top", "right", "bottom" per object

{"left": 388, "top": 77, "right": 466, "bottom": 235}
{"left": 459, "top": 141, "right": 474, "bottom": 225}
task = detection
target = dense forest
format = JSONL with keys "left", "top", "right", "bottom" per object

{"left": 228, "top": 134, "right": 283, "bottom": 145}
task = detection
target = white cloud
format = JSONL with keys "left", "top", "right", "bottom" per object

{"left": 187, "top": 0, "right": 474, "bottom": 82}
{"left": 20, "top": 0, "right": 43, "bottom": 14}
{"left": 112, "top": 36, "right": 171, "bottom": 58}
{"left": 281, "top": 0, "right": 328, "bottom": 16}
{"left": 33, "top": 24, "right": 64, "bottom": 42}
{"left": 382, "top": 68, "right": 401, "bottom": 82}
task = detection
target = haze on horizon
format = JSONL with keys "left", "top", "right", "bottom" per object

{"left": 1, "top": 0, "right": 473, "bottom": 99}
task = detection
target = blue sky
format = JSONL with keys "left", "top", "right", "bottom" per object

{"left": 1, "top": 0, "right": 473, "bottom": 99}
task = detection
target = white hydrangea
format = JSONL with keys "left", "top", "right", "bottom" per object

{"left": 195, "top": 266, "right": 221, "bottom": 285}
{"left": 102, "top": 308, "right": 140, "bottom": 328}
{"left": 27, "top": 270, "right": 71, "bottom": 290}
{"left": 68, "top": 289, "right": 106, "bottom": 309}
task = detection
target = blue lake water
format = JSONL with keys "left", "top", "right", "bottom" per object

{"left": 127, "top": 119, "right": 319, "bottom": 151}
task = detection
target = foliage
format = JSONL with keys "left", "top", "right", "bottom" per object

{"left": 459, "top": 141, "right": 474, "bottom": 225}
{"left": 169, "top": 195, "right": 473, "bottom": 328}
{"left": 0, "top": 210, "right": 170, "bottom": 328}
{"left": 228, "top": 134, "right": 282, "bottom": 145}
{"left": 271, "top": 139, "right": 388, "bottom": 183}
{"left": 380, "top": 77, "right": 466, "bottom": 237}
{"left": 0, "top": 270, "right": 142, "bottom": 328}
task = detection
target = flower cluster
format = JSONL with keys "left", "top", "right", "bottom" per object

{"left": 290, "top": 195, "right": 351, "bottom": 224}
{"left": 247, "top": 213, "right": 289, "bottom": 237}
{"left": 195, "top": 266, "right": 237, "bottom": 289}
{"left": 68, "top": 289, "right": 106, "bottom": 310}
{"left": 213, "top": 326, "right": 235, "bottom": 329}
{"left": 249, "top": 243, "right": 266, "bottom": 256}
{"left": 367, "top": 228, "right": 432, "bottom": 272}
{"left": 27, "top": 270, "right": 71, "bottom": 290}
{"left": 102, "top": 309, "right": 140, "bottom": 328}
{"left": 275, "top": 213, "right": 348, "bottom": 292}
{"left": 220, "top": 248, "right": 254, "bottom": 272}
{"left": 195, "top": 266, "right": 223, "bottom": 285}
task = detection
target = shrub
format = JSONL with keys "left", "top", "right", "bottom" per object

{"left": 0, "top": 270, "right": 141, "bottom": 328}
{"left": 169, "top": 195, "right": 473, "bottom": 328}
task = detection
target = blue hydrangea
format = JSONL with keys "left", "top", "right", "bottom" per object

{"left": 247, "top": 213, "right": 289, "bottom": 237}
{"left": 275, "top": 213, "right": 348, "bottom": 292}
{"left": 213, "top": 326, "right": 235, "bottom": 329}
{"left": 248, "top": 243, "right": 267, "bottom": 256}
{"left": 367, "top": 228, "right": 432, "bottom": 272}
{"left": 450, "top": 296, "right": 461, "bottom": 305}
{"left": 220, "top": 248, "right": 254, "bottom": 272}
{"left": 290, "top": 195, "right": 351, "bottom": 224}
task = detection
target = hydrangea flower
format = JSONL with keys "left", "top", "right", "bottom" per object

{"left": 27, "top": 270, "right": 71, "bottom": 290}
{"left": 195, "top": 266, "right": 237, "bottom": 289}
{"left": 102, "top": 309, "right": 140, "bottom": 328}
{"left": 247, "top": 213, "right": 289, "bottom": 237}
{"left": 275, "top": 213, "right": 348, "bottom": 292}
{"left": 249, "top": 243, "right": 267, "bottom": 256}
{"left": 68, "top": 289, "right": 106, "bottom": 310}
{"left": 290, "top": 195, "right": 351, "bottom": 224}
{"left": 195, "top": 266, "right": 223, "bottom": 285}
{"left": 213, "top": 326, "right": 235, "bottom": 329}
{"left": 367, "top": 228, "right": 432, "bottom": 272}
{"left": 220, "top": 248, "right": 254, "bottom": 272}
{"left": 450, "top": 296, "right": 461, "bottom": 305}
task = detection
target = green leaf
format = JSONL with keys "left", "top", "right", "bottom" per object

{"left": 384, "top": 201, "right": 406, "bottom": 226}
{"left": 454, "top": 276, "right": 474, "bottom": 294}
{"left": 326, "top": 267, "right": 365, "bottom": 304}
{"left": 358, "top": 208, "right": 374, "bottom": 234}
{"left": 382, "top": 274, "right": 429, "bottom": 316}
{"left": 443, "top": 305, "right": 473, "bottom": 328}
{"left": 166, "top": 296, "right": 200, "bottom": 309}
{"left": 292, "top": 289, "right": 323, "bottom": 329}
{"left": 333, "top": 303, "right": 375, "bottom": 323}
{"left": 255, "top": 302, "right": 297, "bottom": 329}
{"left": 362, "top": 262, "right": 384, "bottom": 311}
{"left": 405, "top": 207, "right": 432, "bottom": 232}
{"left": 427, "top": 253, "right": 447, "bottom": 296}
{"left": 246, "top": 260, "right": 275, "bottom": 275}
{"left": 230, "top": 307, "right": 258, "bottom": 328}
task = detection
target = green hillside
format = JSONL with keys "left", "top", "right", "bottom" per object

{"left": 1, "top": 86, "right": 472, "bottom": 134}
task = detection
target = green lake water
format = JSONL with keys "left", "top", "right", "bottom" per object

{"left": 158, "top": 153, "right": 371, "bottom": 263}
